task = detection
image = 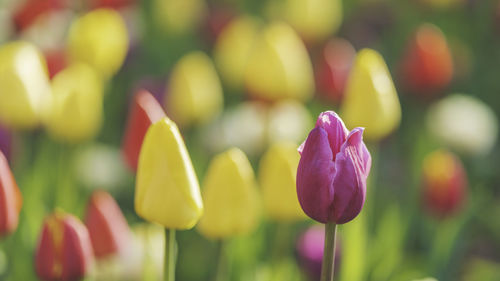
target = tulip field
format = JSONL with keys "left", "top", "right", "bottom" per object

{"left": 1, "top": 0, "right": 500, "bottom": 281}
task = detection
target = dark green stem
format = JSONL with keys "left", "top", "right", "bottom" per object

{"left": 164, "top": 229, "right": 176, "bottom": 281}
{"left": 215, "top": 240, "right": 227, "bottom": 281}
{"left": 320, "top": 222, "right": 337, "bottom": 281}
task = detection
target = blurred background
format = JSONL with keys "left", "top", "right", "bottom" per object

{"left": 0, "top": 0, "right": 499, "bottom": 280}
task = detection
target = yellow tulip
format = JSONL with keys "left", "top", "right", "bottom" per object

{"left": 135, "top": 117, "right": 203, "bottom": 229}
{"left": 44, "top": 63, "right": 103, "bottom": 143}
{"left": 165, "top": 51, "right": 223, "bottom": 128}
{"left": 0, "top": 41, "right": 51, "bottom": 129}
{"left": 214, "top": 15, "right": 260, "bottom": 89}
{"left": 67, "top": 8, "right": 128, "bottom": 79}
{"left": 198, "top": 148, "right": 260, "bottom": 239}
{"left": 266, "top": 0, "right": 342, "bottom": 43}
{"left": 153, "top": 0, "right": 206, "bottom": 34}
{"left": 341, "top": 49, "right": 401, "bottom": 141}
{"left": 245, "top": 22, "right": 314, "bottom": 102}
{"left": 259, "top": 142, "right": 305, "bottom": 221}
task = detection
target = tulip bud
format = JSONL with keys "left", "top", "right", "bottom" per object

{"left": 266, "top": 0, "right": 342, "bottom": 44}
{"left": 245, "top": 22, "right": 314, "bottom": 102}
{"left": 297, "top": 111, "right": 371, "bottom": 224}
{"left": 0, "top": 41, "right": 51, "bottom": 129}
{"left": 85, "top": 190, "right": 131, "bottom": 258}
{"left": 400, "top": 24, "right": 453, "bottom": 96}
{"left": 152, "top": 0, "right": 206, "bottom": 34}
{"left": 422, "top": 150, "right": 467, "bottom": 217}
{"left": 66, "top": 8, "right": 128, "bottom": 79}
{"left": 165, "top": 51, "right": 223, "bottom": 128}
{"left": 314, "top": 38, "right": 356, "bottom": 104}
{"left": 44, "top": 63, "right": 104, "bottom": 143}
{"left": 427, "top": 94, "right": 498, "bottom": 156}
{"left": 341, "top": 49, "right": 401, "bottom": 141}
{"left": 296, "top": 225, "right": 341, "bottom": 280}
{"left": 259, "top": 142, "right": 305, "bottom": 221}
{"left": 0, "top": 150, "right": 22, "bottom": 236}
{"left": 135, "top": 117, "right": 203, "bottom": 229}
{"left": 198, "top": 148, "right": 260, "bottom": 238}
{"left": 35, "top": 211, "right": 94, "bottom": 281}
{"left": 214, "top": 15, "right": 260, "bottom": 90}
{"left": 122, "top": 90, "right": 166, "bottom": 171}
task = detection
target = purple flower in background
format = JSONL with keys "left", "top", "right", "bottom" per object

{"left": 297, "top": 111, "right": 371, "bottom": 224}
{"left": 296, "top": 225, "right": 341, "bottom": 280}
{"left": 0, "top": 124, "right": 11, "bottom": 161}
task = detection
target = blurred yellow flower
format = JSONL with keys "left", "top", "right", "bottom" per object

{"left": 245, "top": 22, "right": 314, "bottom": 102}
{"left": 135, "top": 117, "right": 203, "bottom": 230}
{"left": 0, "top": 41, "right": 51, "bottom": 129}
{"left": 214, "top": 15, "right": 260, "bottom": 89}
{"left": 153, "top": 0, "right": 206, "bottom": 34}
{"left": 165, "top": 51, "right": 223, "bottom": 128}
{"left": 198, "top": 148, "right": 260, "bottom": 239}
{"left": 67, "top": 8, "right": 128, "bottom": 79}
{"left": 341, "top": 49, "right": 401, "bottom": 141}
{"left": 266, "top": 0, "right": 342, "bottom": 43}
{"left": 259, "top": 142, "right": 305, "bottom": 221}
{"left": 44, "top": 63, "right": 103, "bottom": 143}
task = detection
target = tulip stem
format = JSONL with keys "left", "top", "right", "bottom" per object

{"left": 164, "top": 229, "right": 176, "bottom": 281}
{"left": 320, "top": 222, "right": 337, "bottom": 281}
{"left": 215, "top": 240, "right": 227, "bottom": 281}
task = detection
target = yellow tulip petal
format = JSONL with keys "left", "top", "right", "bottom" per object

{"left": 259, "top": 142, "right": 306, "bottom": 221}
{"left": 45, "top": 63, "right": 103, "bottom": 143}
{"left": 245, "top": 22, "right": 314, "bottom": 102}
{"left": 135, "top": 117, "right": 203, "bottom": 230}
{"left": 0, "top": 41, "right": 51, "bottom": 129}
{"left": 166, "top": 52, "right": 223, "bottom": 128}
{"left": 198, "top": 148, "right": 260, "bottom": 239}
{"left": 341, "top": 49, "right": 401, "bottom": 141}
{"left": 67, "top": 8, "right": 128, "bottom": 79}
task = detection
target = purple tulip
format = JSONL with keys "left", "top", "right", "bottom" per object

{"left": 297, "top": 111, "right": 371, "bottom": 224}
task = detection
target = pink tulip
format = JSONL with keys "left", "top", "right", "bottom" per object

{"left": 297, "top": 111, "right": 371, "bottom": 224}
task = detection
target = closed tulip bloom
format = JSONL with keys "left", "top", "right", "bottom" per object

{"left": 165, "top": 52, "right": 224, "bottom": 128}
{"left": 0, "top": 150, "right": 22, "bottom": 236}
{"left": 422, "top": 150, "right": 467, "bottom": 217}
{"left": 153, "top": 0, "right": 206, "bottom": 34}
{"left": 85, "top": 190, "right": 131, "bottom": 258}
{"left": 245, "top": 22, "right": 314, "bottom": 102}
{"left": 400, "top": 24, "right": 453, "bottom": 96}
{"left": 259, "top": 142, "right": 305, "bottom": 221}
{"left": 35, "top": 211, "right": 94, "bottom": 281}
{"left": 266, "top": 0, "right": 342, "bottom": 43}
{"left": 214, "top": 15, "right": 260, "bottom": 89}
{"left": 0, "top": 41, "right": 51, "bottom": 129}
{"left": 198, "top": 148, "right": 260, "bottom": 238}
{"left": 122, "top": 90, "right": 166, "bottom": 171}
{"left": 314, "top": 38, "right": 356, "bottom": 104}
{"left": 67, "top": 8, "right": 128, "bottom": 79}
{"left": 135, "top": 117, "right": 203, "bottom": 229}
{"left": 341, "top": 49, "right": 401, "bottom": 141}
{"left": 44, "top": 63, "right": 103, "bottom": 143}
{"left": 297, "top": 111, "right": 371, "bottom": 224}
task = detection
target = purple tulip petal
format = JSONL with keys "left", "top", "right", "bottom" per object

{"left": 297, "top": 127, "right": 336, "bottom": 223}
{"left": 315, "top": 111, "right": 349, "bottom": 160}
{"left": 331, "top": 128, "right": 371, "bottom": 223}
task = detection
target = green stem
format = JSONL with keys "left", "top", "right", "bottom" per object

{"left": 164, "top": 229, "right": 176, "bottom": 281}
{"left": 215, "top": 240, "right": 227, "bottom": 281}
{"left": 320, "top": 222, "right": 337, "bottom": 281}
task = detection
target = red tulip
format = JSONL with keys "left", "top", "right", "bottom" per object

{"left": 89, "top": 0, "right": 135, "bottom": 9}
{"left": 314, "top": 38, "right": 356, "bottom": 104}
{"left": 35, "top": 211, "right": 94, "bottom": 281}
{"left": 400, "top": 24, "right": 453, "bottom": 97}
{"left": 122, "top": 90, "right": 166, "bottom": 171}
{"left": 85, "top": 190, "right": 131, "bottom": 258}
{"left": 0, "top": 150, "right": 22, "bottom": 236}
{"left": 12, "top": 0, "right": 65, "bottom": 32}
{"left": 422, "top": 150, "right": 467, "bottom": 217}
{"left": 45, "top": 49, "right": 67, "bottom": 79}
